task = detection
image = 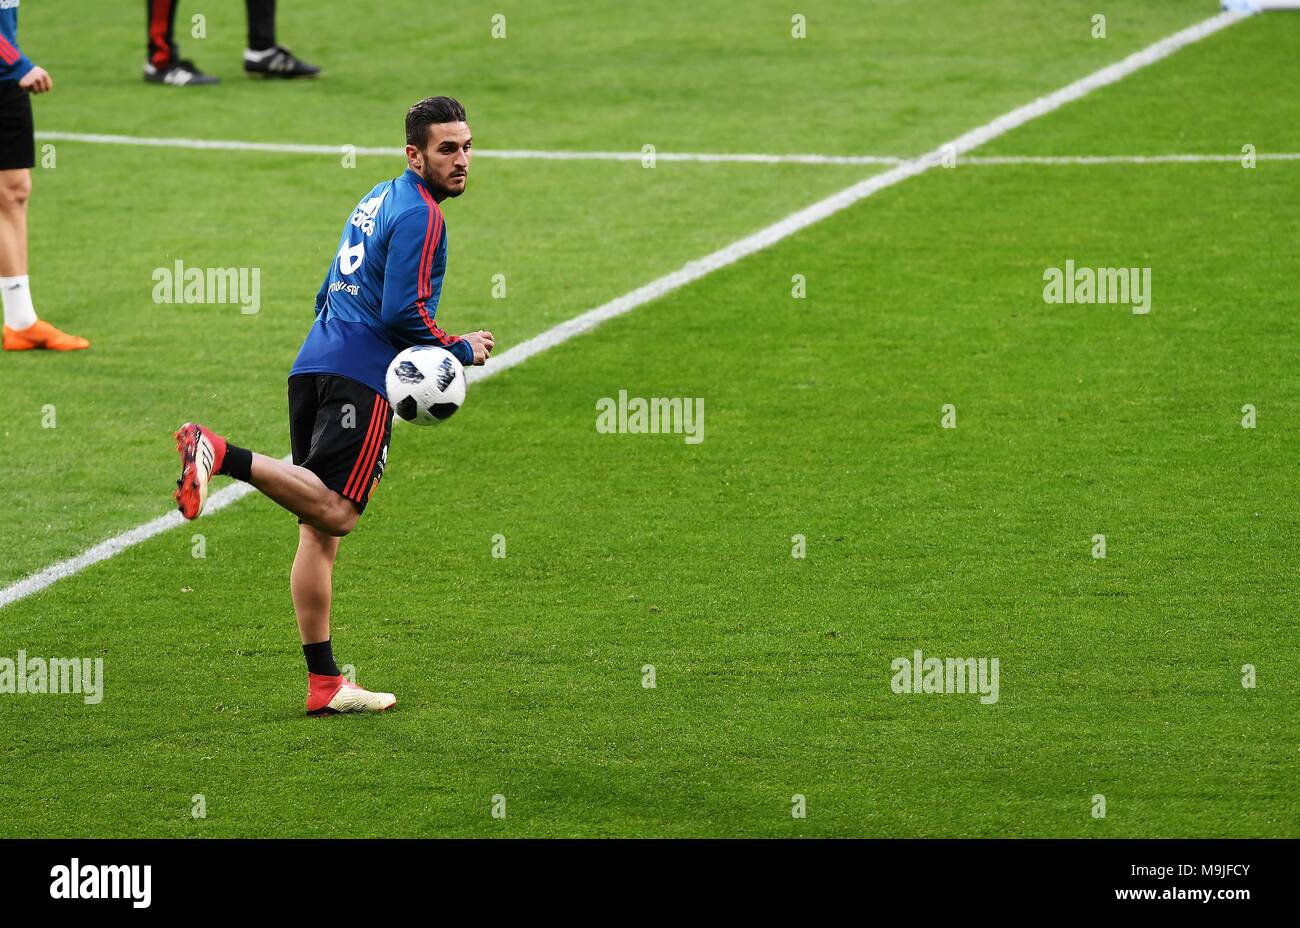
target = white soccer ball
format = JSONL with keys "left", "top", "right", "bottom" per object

{"left": 385, "top": 346, "right": 466, "bottom": 426}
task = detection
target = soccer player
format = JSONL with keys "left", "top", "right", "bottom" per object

{"left": 172, "top": 97, "right": 493, "bottom": 715}
{"left": 144, "top": 0, "right": 319, "bottom": 85}
{"left": 0, "top": 2, "right": 89, "bottom": 351}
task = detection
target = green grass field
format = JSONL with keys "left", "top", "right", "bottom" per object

{"left": 1, "top": 0, "right": 1297, "bottom": 837}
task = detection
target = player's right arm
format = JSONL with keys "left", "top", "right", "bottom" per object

{"left": 378, "top": 207, "right": 487, "bottom": 366}
{"left": 458, "top": 330, "right": 495, "bottom": 365}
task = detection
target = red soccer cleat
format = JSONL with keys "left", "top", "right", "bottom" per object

{"left": 173, "top": 422, "right": 227, "bottom": 520}
{"left": 306, "top": 673, "right": 397, "bottom": 716}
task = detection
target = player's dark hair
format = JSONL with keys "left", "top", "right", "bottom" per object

{"left": 406, "top": 96, "right": 467, "bottom": 148}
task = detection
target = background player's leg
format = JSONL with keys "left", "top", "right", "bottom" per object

{"left": 145, "top": 0, "right": 179, "bottom": 68}
{"left": 145, "top": 0, "right": 218, "bottom": 84}
{"left": 0, "top": 169, "right": 35, "bottom": 330}
{"left": 242, "top": 0, "right": 319, "bottom": 78}
{"left": 292, "top": 523, "right": 338, "bottom": 649}
{"left": 0, "top": 168, "right": 88, "bottom": 350}
{"left": 246, "top": 0, "right": 276, "bottom": 51}
{"left": 0, "top": 169, "right": 30, "bottom": 281}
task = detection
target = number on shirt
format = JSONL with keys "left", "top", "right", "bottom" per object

{"left": 337, "top": 240, "right": 365, "bottom": 275}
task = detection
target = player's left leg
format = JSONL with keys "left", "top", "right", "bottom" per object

{"left": 0, "top": 78, "right": 89, "bottom": 351}
{"left": 242, "top": 0, "right": 320, "bottom": 79}
{"left": 172, "top": 374, "right": 389, "bottom": 535}
{"left": 172, "top": 423, "right": 356, "bottom": 533}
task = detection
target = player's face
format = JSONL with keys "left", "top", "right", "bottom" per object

{"left": 410, "top": 122, "right": 472, "bottom": 200}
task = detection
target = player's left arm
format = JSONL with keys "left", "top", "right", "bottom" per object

{"left": 313, "top": 269, "right": 329, "bottom": 315}
{"left": 379, "top": 206, "right": 480, "bottom": 367}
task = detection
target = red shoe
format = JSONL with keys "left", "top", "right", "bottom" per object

{"left": 173, "top": 422, "right": 227, "bottom": 519}
{"left": 306, "top": 672, "right": 397, "bottom": 716}
{"left": 3, "top": 320, "right": 90, "bottom": 351}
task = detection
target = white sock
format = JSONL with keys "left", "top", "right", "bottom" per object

{"left": 1, "top": 276, "right": 38, "bottom": 330}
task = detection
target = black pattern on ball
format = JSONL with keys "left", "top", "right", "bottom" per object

{"left": 394, "top": 360, "right": 425, "bottom": 384}
{"left": 395, "top": 395, "right": 419, "bottom": 421}
{"left": 431, "top": 402, "right": 459, "bottom": 421}
{"left": 434, "top": 357, "right": 456, "bottom": 391}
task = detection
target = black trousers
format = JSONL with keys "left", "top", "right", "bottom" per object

{"left": 146, "top": 0, "right": 277, "bottom": 67}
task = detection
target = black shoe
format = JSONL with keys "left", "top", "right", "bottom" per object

{"left": 143, "top": 58, "right": 220, "bottom": 86}
{"left": 243, "top": 46, "right": 321, "bottom": 79}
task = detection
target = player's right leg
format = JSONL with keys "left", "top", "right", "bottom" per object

{"left": 294, "top": 523, "right": 395, "bottom": 715}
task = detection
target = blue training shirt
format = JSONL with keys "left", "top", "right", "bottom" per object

{"left": 0, "top": 1, "right": 36, "bottom": 83}
{"left": 291, "top": 168, "right": 474, "bottom": 396}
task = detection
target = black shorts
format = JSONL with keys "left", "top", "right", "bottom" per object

{"left": 0, "top": 81, "right": 35, "bottom": 171}
{"left": 288, "top": 374, "right": 393, "bottom": 514}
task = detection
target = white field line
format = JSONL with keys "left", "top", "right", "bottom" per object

{"left": 36, "top": 129, "right": 1300, "bottom": 168}
{"left": 963, "top": 152, "right": 1300, "bottom": 165}
{"left": 33, "top": 132, "right": 904, "bottom": 166}
{"left": 1, "top": 10, "right": 1248, "bottom": 611}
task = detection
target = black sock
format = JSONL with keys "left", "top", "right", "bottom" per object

{"left": 303, "top": 640, "right": 340, "bottom": 677}
{"left": 219, "top": 445, "right": 252, "bottom": 482}
{"left": 246, "top": 0, "right": 277, "bottom": 51}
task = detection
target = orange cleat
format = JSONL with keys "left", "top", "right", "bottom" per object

{"left": 2, "top": 320, "right": 91, "bottom": 351}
